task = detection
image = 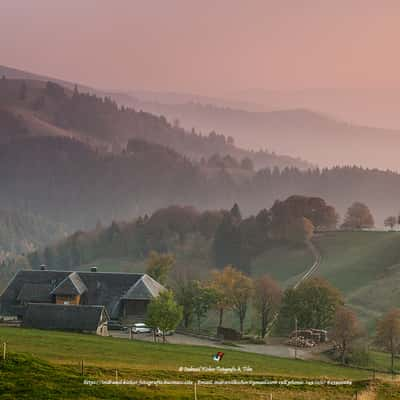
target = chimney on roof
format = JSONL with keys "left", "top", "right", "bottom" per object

{"left": 40, "top": 264, "right": 47, "bottom": 271}
{"left": 90, "top": 266, "right": 97, "bottom": 272}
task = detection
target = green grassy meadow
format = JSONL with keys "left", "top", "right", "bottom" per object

{"left": 314, "top": 231, "right": 400, "bottom": 327}
{"left": 0, "top": 326, "right": 377, "bottom": 399}
{"left": 0, "top": 327, "right": 369, "bottom": 379}
{"left": 251, "top": 231, "right": 400, "bottom": 328}
{"left": 250, "top": 242, "right": 313, "bottom": 286}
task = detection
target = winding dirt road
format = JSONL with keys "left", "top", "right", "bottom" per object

{"left": 265, "top": 239, "right": 322, "bottom": 336}
{"left": 293, "top": 240, "right": 322, "bottom": 289}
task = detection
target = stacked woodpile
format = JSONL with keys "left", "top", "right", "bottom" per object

{"left": 287, "top": 329, "right": 328, "bottom": 347}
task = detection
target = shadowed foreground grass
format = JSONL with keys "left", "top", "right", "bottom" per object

{"left": 2, "top": 327, "right": 400, "bottom": 399}
{"left": 0, "top": 353, "right": 368, "bottom": 400}
{"left": 0, "top": 327, "right": 369, "bottom": 379}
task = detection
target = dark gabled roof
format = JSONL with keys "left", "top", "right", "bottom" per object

{"left": 50, "top": 272, "right": 87, "bottom": 296}
{"left": 17, "top": 283, "right": 53, "bottom": 303}
{"left": 22, "top": 303, "right": 109, "bottom": 332}
{"left": 0, "top": 270, "right": 70, "bottom": 315}
{"left": 0, "top": 270, "right": 166, "bottom": 318}
{"left": 122, "top": 274, "right": 165, "bottom": 300}
{"left": 72, "top": 272, "right": 145, "bottom": 318}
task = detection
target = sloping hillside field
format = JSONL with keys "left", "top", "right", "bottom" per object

{"left": 251, "top": 231, "right": 400, "bottom": 328}
{"left": 314, "top": 231, "right": 400, "bottom": 326}
{"left": 0, "top": 326, "right": 383, "bottom": 399}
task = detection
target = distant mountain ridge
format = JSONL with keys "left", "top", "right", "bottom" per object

{"left": 0, "top": 69, "right": 312, "bottom": 170}
{"left": 4, "top": 65, "right": 400, "bottom": 171}
{"left": 3, "top": 65, "right": 400, "bottom": 234}
{"left": 128, "top": 100, "right": 400, "bottom": 171}
{"left": 0, "top": 65, "right": 263, "bottom": 111}
{"left": 0, "top": 65, "right": 95, "bottom": 93}
{"left": 230, "top": 87, "right": 400, "bottom": 131}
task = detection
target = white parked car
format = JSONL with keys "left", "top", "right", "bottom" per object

{"left": 131, "top": 323, "right": 152, "bottom": 334}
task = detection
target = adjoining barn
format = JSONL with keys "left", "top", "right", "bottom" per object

{"left": 23, "top": 303, "right": 109, "bottom": 336}
{"left": 0, "top": 270, "right": 165, "bottom": 332}
{"left": 121, "top": 274, "right": 166, "bottom": 317}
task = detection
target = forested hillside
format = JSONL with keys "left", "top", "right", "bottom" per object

{"left": 0, "top": 209, "right": 66, "bottom": 256}
{"left": 27, "top": 198, "right": 336, "bottom": 273}
{"left": 0, "top": 136, "right": 205, "bottom": 229}
{"left": 0, "top": 77, "right": 311, "bottom": 170}
{"left": 0, "top": 133, "right": 399, "bottom": 230}
{"left": 0, "top": 209, "right": 67, "bottom": 292}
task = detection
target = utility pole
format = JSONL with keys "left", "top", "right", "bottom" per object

{"left": 294, "top": 317, "right": 298, "bottom": 360}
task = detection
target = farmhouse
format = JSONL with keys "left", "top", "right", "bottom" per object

{"left": 0, "top": 270, "right": 165, "bottom": 330}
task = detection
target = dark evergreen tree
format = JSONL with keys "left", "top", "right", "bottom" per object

{"left": 213, "top": 212, "right": 242, "bottom": 268}
{"left": 18, "top": 81, "right": 27, "bottom": 101}
{"left": 27, "top": 251, "right": 41, "bottom": 268}
{"left": 230, "top": 203, "right": 242, "bottom": 223}
{"left": 43, "top": 246, "right": 56, "bottom": 268}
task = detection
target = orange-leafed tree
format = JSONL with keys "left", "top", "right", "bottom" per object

{"left": 375, "top": 309, "right": 400, "bottom": 373}
{"left": 211, "top": 265, "right": 236, "bottom": 328}
{"left": 231, "top": 270, "right": 253, "bottom": 336}
{"left": 331, "top": 306, "right": 362, "bottom": 364}
{"left": 253, "top": 275, "right": 282, "bottom": 338}
{"left": 341, "top": 202, "right": 374, "bottom": 230}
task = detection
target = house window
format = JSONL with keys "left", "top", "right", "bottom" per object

{"left": 56, "top": 295, "right": 80, "bottom": 305}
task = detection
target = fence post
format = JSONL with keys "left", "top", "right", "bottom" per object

{"left": 194, "top": 381, "right": 197, "bottom": 400}
{"left": 294, "top": 317, "right": 298, "bottom": 360}
{"left": 3, "top": 342, "right": 6, "bottom": 362}
{"left": 81, "top": 360, "right": 84, "bottom": 376}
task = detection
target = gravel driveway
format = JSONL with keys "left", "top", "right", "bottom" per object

{"left": 109, "top": 331, "right": 313, "bottom": 360}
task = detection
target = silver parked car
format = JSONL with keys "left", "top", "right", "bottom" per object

{"left": 131, "top": 323, "right": 152, "bottom": 334}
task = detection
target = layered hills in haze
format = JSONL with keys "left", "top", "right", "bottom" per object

{"left": 0, "top": 69, "right": 310, "bottom": 171}
{"left": 1, "top": 65, "right": 400, "bottom": 234}
{"left": 9, "top": 64, "right": 400, "bottom": 172}
{"left": 129, "top": 100, "right": 400, "bottom": 171}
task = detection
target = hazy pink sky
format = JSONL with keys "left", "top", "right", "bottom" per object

{"left": 1, "top": 0, "right": 400, "bottom": 95}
